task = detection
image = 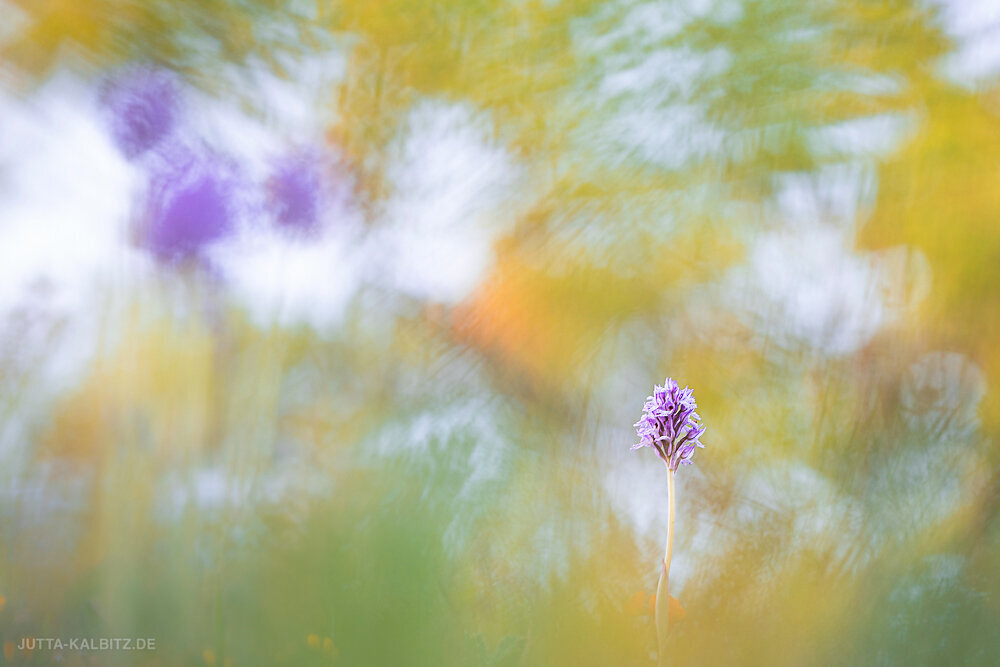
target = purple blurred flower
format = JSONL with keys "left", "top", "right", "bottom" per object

{"left": 101, "top": 66, "right": 180, "bottom": 160}
{"left": 142, "top": 149, "right": 237, "bottom": 264}
{"left": 633, "top": 378, "right": 706, "bottom": 472}
{"left": 267, "top": 153, "right": 323, "bottom": 234}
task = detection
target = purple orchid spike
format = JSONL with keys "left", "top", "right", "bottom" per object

{"left": 101, "top": 65, "right": 180, "bottom": 160}
{"left": 633, "top": 377, "right": 706, "bottom": 472}
{"left": 634, "top": 378, "right": 706, "bottom": 656}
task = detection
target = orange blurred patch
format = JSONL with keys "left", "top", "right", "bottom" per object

{"left": 669, "top": 595, "right": 687, "bottom": 623}
{"left": 452, "top": 211, "right": 740, "bottom": 391}
{"left": 452, "top": 252, "right": 649, "bottom": 387}
{"left": 625, "top": 590, "right": 648, "bottom": 616}
{"left": 648, "top": 594, "right": 687, "bottom": 624}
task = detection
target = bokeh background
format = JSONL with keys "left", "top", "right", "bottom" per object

{"left": 1, "top": 0, "right": 998, "bottom": 665}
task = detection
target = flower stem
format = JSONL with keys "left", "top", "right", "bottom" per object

{"left": 655, "top": 466, "right": 675, "bottom": 664}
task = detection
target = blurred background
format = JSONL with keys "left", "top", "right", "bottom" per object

{"left": 0, "top": 0, "right": 998, "bottom": 665}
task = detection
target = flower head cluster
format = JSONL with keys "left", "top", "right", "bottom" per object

{"left": 142, "top": 148, "right": 237, "bottom": 264}
{"left": 101, "top": 66, "right": 179, "bottom": 160}
{"left": 633, "top": 378, "right": 706, "bottom": 472}
{"left": 267, "top": 153, "right": 322, "bottom": 234}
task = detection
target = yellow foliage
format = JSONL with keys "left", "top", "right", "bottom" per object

{"left": 43, "top": 304, "right": 217, "bottom": 463}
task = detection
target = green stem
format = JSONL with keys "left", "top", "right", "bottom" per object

{"left": 655, "top": 466, "right": 675, "bottom": 664}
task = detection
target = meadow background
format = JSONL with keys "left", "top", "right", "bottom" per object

{"left": 0, "top": 0, "right": 999, "bottom": 665}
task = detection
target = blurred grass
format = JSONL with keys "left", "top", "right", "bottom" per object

{"left": 1, "top": 0, "right": 1000, "bottom": 665}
